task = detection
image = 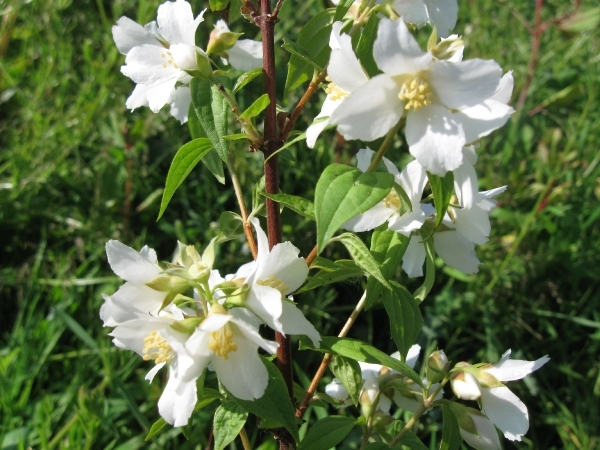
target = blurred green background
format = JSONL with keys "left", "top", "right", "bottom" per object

{"left": 1, "top": 0, "right": 599, "bottom": 448}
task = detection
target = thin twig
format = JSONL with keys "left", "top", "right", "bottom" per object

{"left": 272, "top": 0, "right": 286, "bottom": 19}
{"left": 239, "top": 427, "right": 252, "bottom": 450}
{"left": 296, "top": 291, "right": 367, "bottom": 418}
{"left": 227, "top": 152, "right": 258, "bottom": 259}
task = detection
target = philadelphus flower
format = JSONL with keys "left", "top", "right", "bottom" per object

{"left": 343, "top": 148, "right": 434, "bottom": 235}
{"left": 114, "top": 0, "right": 210, "bottom": 123}
{"left": 306, "top": 22, "right": 369, "bottom": 148}
{"left": 207, "top": 20, "right": 262, "bottom": 71}
{"left": 454, "top": 405, "right": 503, "bottom": 450}
{"left": 451, "top": 350, "right": 550, "bottom": 441}
{"left": 330, "top": 19, "right": 513, "bottom": 176}
{"left": 229, "top": 218, "right": 321, "bottom": 347}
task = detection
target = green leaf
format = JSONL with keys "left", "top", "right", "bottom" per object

{"left": 213, "top": 401, "right": 249, "bottom": 450}
{"left": 382, "top": 282, "right": 423, "bottom": 363}
{"left": 188, "top": 104, "right": 226, "bottom": 184}
{"left": 157, "top": 138, "right": 214, "bottom": 220}
{"left": 190, "top": 78, "right": 229, "bottom": 161}
{"left": 145, "top": 417, "right": 167, "bottom": 441}
{"left": 440, "top": 404, "right": 462, "bottom": 450}
{"left": 262, "top": 193, "right": 315, "bottom": 220}
{"left": 264, "top": 132, "right": 307, "bottom": 163}
{"left": 284, "top": 10, "right": 335, "bottom": 98}
{"left": 297, "top": 416, "right": 355, "bottom": 450}
{"left": 314, "top": 164, "right": 394, "bottom": 252}
{"left": 329, "top": 356, "right": 362, "bottom": 406}
{"left": 224, "top": 133, "right": 252, "bottom": 141}
{"left": 216, "top": 211, "right": 244, "bottom": 244}
{"left": 427, "top": 171, "right": 454, "bottom": 228}
{"left": 332, "top": 233, "right": 390, "bottom": 289}
{"left": 364, "top": 444, "right": 388, "bottom": 450}
{"left": 233, "top": 67, "right": 264, "bottom": 93}
{"left": 209, "top": 0, "right": 229, "bottom": 10}
{"left": 229, "top": 356, "right": 299, "bottom": 442}
{"left": 300, "top": 336, "right": 423, "bottom": 387}
{"left": 382, "top": 421, "right": 429, "bottom": 450}
{"left": 239, "top": 93, "right": 270, "bottom": 120}
{"left": 282, "top": 39, "right": 323, "bottom": 71}
{"left": 333, "top": 0, "right": 355, "bottom": 22}
{"left": 296, "top": 259, "right": 363, "bottom": 293}
{"left": 355, "top": 14, "right": 380, "bottom": 77}
{"left": 412, "top": 237, "right": 435, "bottom": 302}
{"left": 365, "top": 230, "right": 410, "bottom": 309}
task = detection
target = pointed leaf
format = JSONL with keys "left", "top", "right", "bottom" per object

{"left": 157, "top": 138, "right": 214, "bottom": 220}
{"left": 297, "top": 416, "right": 356, "bottom": 450}
{"left": 314, "top": 164, "right": 394, "bottom": 252}
{"left": 329, "top": 356, "right": 362, "bottom": 406}
{"left": 440, "top": 404, "right": 462, "bottom": 450}
{"left": 382, "top": 282, "right": 423, "bottom": 363}
{"left": 229, "top": 356, "right": 299, "bottom": 442}
{"left": 262, "top": 193, "right": 315, "bottom": 220}
{"left": 145, "top": 418, "right": 167, "bottom": 441}
{"left": 239, "top": 93, "right": 270, "bottom": 120}
{"left": 188, "top": 104, "right": 226, "bottom": 184}
{"left": 427, "top": 171, "right": 454, "bottom": 228}
{"left": 190, "top": 78, "right": 229, "bottom": 161}
{"left": 333, "top": 0, "right": 355, "bottom": 22}
{"left": 355, "top": 14, "right": 380, "bottom": 77}
{"left": 299, "top": 336, "right": 423, "bottom": 387}
{"left": 297, "top": 260, "right": 363, "bottom": 293}
{"left": 332, "top": 233, "right": 390, "bottom": 289}
{"left": 213, "top": 401, "right": 249, "bottom": 450}
{"left": 233, "top": 67, "right": 264, "bottom": 93}
{"left": 282, "top": 39, "right": 323, "bottom": 71}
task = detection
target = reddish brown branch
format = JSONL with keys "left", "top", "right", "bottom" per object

{"left": 517, "top": 0, "right": 544, "bottom": 111}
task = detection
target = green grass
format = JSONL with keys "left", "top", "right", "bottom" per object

{"left": 1, "top": 0, "right": 599, "bottom": 448}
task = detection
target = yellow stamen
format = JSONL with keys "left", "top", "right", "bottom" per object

{"left": 209, "top": 325, "right": 237, "bottom": 359}
{"left": 142, "top": 330, "right": 175, "bottom": 365}
{"left": 161, "top": 51, "right": 179, "bottom": 70}
{"left": 398, "top": 76, "right": 432, "bottom": 111}
{"left": 257, "top": 275, "right": 289, "bottom": 294}
{"left": 383, "top": 189, "right": 401, "bottom": 210}
{"left": 325, "top": 76, "right": 349, "bottom": 101}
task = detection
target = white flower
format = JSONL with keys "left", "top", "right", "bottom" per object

{"left": 115, "top": 0, "right": 208, "bottom": 123}
{"left": 231, "top": 218, "right": 321, "bottom": 347}
{"left": 343, "top": 148, "right": 434, "bottom": 234}
{"left": 306, "top": 22, "right": 369, "bottom": 148}
{"left": 330, "top": 19, "right": 511, "bottom": 176}
{"left": 210, "top": 20, "right": 263, "bottom": 71}
{"left": 459, "top": 408, "right": 503, "bottom": 450}
{"left": 101, "top": 240, "right": 169, "bottom": 325}
{"left": 452, "top": 350, "right": 550, "bottom": 441}
{"left": 391, "top": 0, "right": 458, "bottom": 38}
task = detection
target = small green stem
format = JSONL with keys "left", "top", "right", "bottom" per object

{"left": 239, "top": 427, "right": 252, "bottom": 450}
{"left": 367, "top": 119, "right": 403, "bottom": 172}
{"left": 217, "top": 84, "right": 263, "bottom": 145}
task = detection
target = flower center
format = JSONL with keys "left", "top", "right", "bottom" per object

{"left": 325, "top": 76, "right": 349, "bottom": 101}
{"left": 143, "top": 330, "right": 175, "bottom": 364}
{"left": 383, "top": 189, "right": 401, "bottom": 210}
{"left": 209, "top": 324, "right": 237, "bottom": 359}
{"left": 257, "top": 275, "right": 289, "bottom": 294}
{"left": 398, "top": 76, "right": 432, "bottom": 111}
{"left": 161, "top": 51, "right": 179, "bottom": 70}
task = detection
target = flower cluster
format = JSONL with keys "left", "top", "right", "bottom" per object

{"left": 113, "top": 0, "right": 262, "bottom": 123}
{"left": 101, "top": 219, "right": 320, "bottom": 426}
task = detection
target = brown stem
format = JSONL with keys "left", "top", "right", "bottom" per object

{"left": 296, "top": 291, "right": 367, "bottom": 418}
{"left": 305, "top": 245, "right": 318, "bottom": 266}
{"left": 256, "top": 1, "right": 293, "bottom": 448}
{"left": 517, "top": 0, "right": 544, "bottom": 111}
{"left": 279, "top": 68, "right": 328, "bottom": 142}
{"left": 272, "top": 0, "right": 286, "bottom": 19}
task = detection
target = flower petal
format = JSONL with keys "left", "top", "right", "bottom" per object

{"left": 453, "top": 154, "right": 478, "bottom": 209}
{"left": 453, "top": 205, "right": 491, "bottom": 245}
{"left": 406, "top": 104, "right": 465, "bottom": 175}
{"left": 433, "top": 230, "right": 480, "bottom": 274}
{"left": 456, "top": 100, "right": 514, "bottom": 144}
{"left": 246, "top": 284, "right": 284, "bottom": 332}
{"left": 257, "top": 242, "right": 309, "bottom": 294}
{"left": 343, "top": 203, "right": 395, "bottom": 233}
{"left": 491, "top": 71, "right": 514, "bottom": 104}
{"left": 277, "top": 299, "right": 321, "bottom": 347}
{"left": 306, "top": 97, "right": 337, "bottom": 148}
{"left": 402, "top": 234, "right": 427, "bottom": 278}
{"left": 480, "top": 386, "right": 529, "bottom": 441}
{"left": 158, "top": 367, "right": 198, "bottom": 426}
{"left": 325, "top": 379, "right": 349, "bottom": 401}
{"left": 112, "top": 16, "right": 161, "bottom": 55}
{"left": 329, "top": 23, "right": 369, "bottom": 91}
{"left": 157, "top": 1, "right": 205, "bottom": 46}
{"left": 460, "top": 411, "right": 503, "bottom": 450}
{"left": 125, "top": 84, "right": 150, "bottom": 111}
{"left": 169, "top": 86, "right": 192, "bottom": 124}
{"left": 227, "top": 40, "right": 263, "bottom": 71}
{"left": 121, "top": 45, "right": 181, "bottom": 87}
{"left": 424, "top": 0, "right": 458, "bottom": 38}
{"left": 486, "top": 353, "right": 550, "bottom": 382}
{"left": 374, "top": 19, "right": 430, "bottom": 75}
{"left": 330, "top": 75, "right": 403, "bottom": 142}
{"left": 106, "top": 240, "right": 161, "bottom": 283}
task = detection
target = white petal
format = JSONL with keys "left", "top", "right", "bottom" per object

{"left": 480, "top": 386, "right": 529, "bottom": 441}
{"left": 460, "top": 412, "right": 503, "bottom": 450}
{"left": 399, "top": 159, "right": 428, "bottom": 203}
{"left": 453, "top": 206, "right": 491, "bottom": 245}
{"left": 109, "top": 317, "right": 172, "bottom": 355}
{"left": 250, "top": 217, "right": 269, "bottom": 268}
{"left": 378, "top": 394, "right": 392, "bottom": 414}
{"left": 306, "top": 97, "right": 338, "bottom": 148}
{"left": 121, "top": 45, "right": 181, "bottom": 87}
{"left": 125, "top": 84, "right": 150, "bottom": 111}
{"left": 453, "top": 157, "right": 478, "bottom": 209}
{"left": 228, "top": 40, "right": 263, "bottom": 71}
{"left": 329, "top": 24, "right": 369, "bottom": 91}
{"left": 343, "top": 203, "right": 395, "bottom": 233}
{"left": 406, "top": 344, "right": 422, "bottom": 368}
{"left": 434, "top": 230, "right": 480, "bottom": 274}
{"left": 373, "top": 19, "right": 430, "bottom": 75}
{"left": 158, "top": 367, "right": 198, "bottom": 426}
{"left": 406, "top": 105, "right": 465, "bottom": 175}
{"left": 110, "top": 281, "right": 167, "bottom": 317}
{"left": 477, "top": 186, "right": 507, "bottom": 214}
{"left": 325, "top": 379, "right": 349, "bottom": 401}
{"left": 233, "top": 317, "right": 279, "bottom": 354}
{"left": 424, "top": 0, "right": 458, "bottom": 38}
{"left": 147, "top": 78, "right": 179, "bottom": 113}
{"left": 277, "top": 300, "right": 321, "bottom": 347}
{"left": 211, "top": 336, "right": 269, "bottom": 400}
{"left": 330, "top": 75, "right": 403, "bottom": 142}
{"left": 457, "top": 100, "right": 514, "bottom": 144}
{"left": 388, "top": 208, "right": 428, "bottom": 236}
{"left": 491, "top": 71, "right": 514, "bottom": 104}
{"left": 486, "top": 354, "right": 550, "bottom": 382}
{"left": 145, "top": 361, "right": 166, "bottom": 383}
{"left": 393, "top": 0, "right": 429, "bottom": 26}
{"left": 106, "top": 240, "right": 161, "bottom": 283}
{"left": 402, "top": 234, "right": 426, "bottom": 278}
{"left": 356, "top": 148, "right": 376, "bottom": 172}
{"left": 451, "top": 372, "right": 481, "bottom": 400}
{"left": 157, "top": 1, "right": 205, "bottom": 46}
{"left": 430, "top": 59, "right": 502, "bottom": 109}
{"left": 246, "top": 284, "right": 283, "bottom": 332}
{"left": 257, "top": 242, "right": 309, "bottom": 294}
{"left": 170, "top": 43, "right": 201, "bottom": 72}
{"left": 112, "top": 16, "right": 161, "bottom": 55}
{"left": 169, "top": 86, "right": 192, "bottom": 124}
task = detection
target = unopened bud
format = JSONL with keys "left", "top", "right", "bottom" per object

{"left": 451, "top": 364, "right": 481, "bottom": 400}
{"left": 432, "top": 35, "right": 464, "bottom": 61}
{"left": 146, "top": 274, "right": 189, "bottom": 293}
{"left": 426, "top": 350, "right": 450, "bottom": 384}
{"left": 206, "top": 20, "right": 243, "bottom": 56}
{"left": 217, "top": 279, "right": 249, "bottom": 307}
{"left": 170, "top": 317, "right": 203, "bottom": 335}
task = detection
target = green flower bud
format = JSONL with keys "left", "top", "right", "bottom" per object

{"left": 170, "top": 317, "right": 204, "bottom": 335}
{"left": 426, "top": 350, "right": 450, "bottom": 384}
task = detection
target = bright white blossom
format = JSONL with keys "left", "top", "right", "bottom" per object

{"left": 231, "top": 218, "right": 321, "bottom": 347}
{"left": 343, "top": 148, "right": 434, "bottom": 234}
{"left": 114, "top": 0, "right": 208, "bottom": 123}
{"left": 306, "top": 22, "right": 369, "bottom": 148}
{"left": 209, "top": 20, "right": 263, "bottom": 71}
{"left": 330, "top": 19, "right": 511, "bottom": 176}
{"left": 390, "top": 0, "right": 458, "bottom": 38}
{"left": 459, "top": 407, "right": 503, "bottom": 450}
{"left": 452, "top": 350, "right": 550, "bottom": 441}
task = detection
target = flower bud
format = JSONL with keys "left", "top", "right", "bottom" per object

{"left": 432, "top": 35, "right": 464, "bottom": 61}
{"left": 217, "top": 279, "right": 249, "bottom": 307}
{"left": 426, "top": 350, "right": 450, "bottom": 384}
{"left": 170, "top": 317, "right": 203, "bottom": 335}
{"left": 451, "top": 364, "right": 482, "bottom": 400}
{"left": 206, "top": 20, "right": 243, "bottom": 56}
{"left": 146, "top": 274, "right": 189, "bottom": 294}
